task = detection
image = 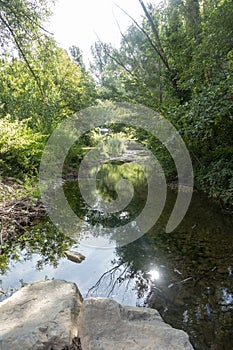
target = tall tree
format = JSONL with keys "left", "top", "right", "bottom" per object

{"left": 0, "top": 0, "right": 53, "bottom": 95}
{"left": 90, "top": 0, "right": 233, "bottom": 203}
{"left": 0, "top": 37, "right": 95, "bottom": 132}
{"left": 69, "top": 45, "right": 85, "bottom": 70}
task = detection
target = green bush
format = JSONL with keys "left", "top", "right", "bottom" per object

{"left": 0, "top": 115, "right": 44, "bottom": 178}
{"left": 196, "top": 157, "right": 233, "bottom": 205}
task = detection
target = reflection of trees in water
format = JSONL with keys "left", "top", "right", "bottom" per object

{"left": 144, "top": 252, "right": 233, "bottom": 350}
{"left": 1, "top": 162, "right": 149, "bottom": 273}
{"left": 64, "top": 162, "right": 147, "bottom": 216}
{"left": 2, "top": 163, "right": 232, "bottom": 348}
{"left": 0, "top": 219, "right": 74, "bottom": 274}
{"left": 86, "top": 236, "right": 159, "bottom": 301}
{"left": 85, "top": 203, "right": 233, "bottom": 350}
{"left": 87, "top": 261, "right": 134, "bottom": 298}
{"left": 95, "top": 162, "right": 147, "bottom": 203}
{"left": 63, "top": 163, "right": 149, "bottom": 246}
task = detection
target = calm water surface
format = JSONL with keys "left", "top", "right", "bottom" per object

{"left": 0, "top": 162, "right": 233, "bottom": 350}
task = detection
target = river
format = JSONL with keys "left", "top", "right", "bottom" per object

{"left": 0, "top": 161, "right": 233, "bottom": 350}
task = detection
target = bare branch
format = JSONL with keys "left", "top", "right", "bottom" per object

{"left": 112, "top": 10, "right": 128, "bottom": 44}
{"left": 138, "top": 0, "right": 162, "bottom": 49}
{"left": 87, "top": 261, "right": 127, "bottom": 296}
{"left": 114, "top": 2, "right": 170, "bottom": 71}
{"left": 112, "top": 12, "right": 142, "bottom": 72}
{"left": 107, "top": 264, "right": 128, "bottom": 297}
{"left": 94, "top": 35, "right": 135, "bottom": 78}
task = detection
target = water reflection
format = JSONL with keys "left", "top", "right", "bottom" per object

{"left": 0, "top": 162, "right": 233, "bottom": 349}
{"left": 0, "top": 220, "right": 74, "bottom": 272}
{"left": 63, "top": 162, "right": 150, "bottom": 247}
{"left": 84, "top": 207, "right": 233, "bottom": 350}
{"left": 148, "top": 269, "right": 160, "bottom": 281}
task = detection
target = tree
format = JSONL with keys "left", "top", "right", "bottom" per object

{"left": 0, "top": 37, "right": 96, "bottom": 132}
{"left": 69, "top": 45, "right": 85, "bottom": 70}
{"left": 0, "top": 0, "right": 53, "bottom": 95}
{"left": 90, "top": 0, "right": 233, "bottom": 203}
{"left": 90, "top": 31, "right": 162, "bottom": 108}
{"left": 0, "top": 0, "right": 52, "bottom": 51}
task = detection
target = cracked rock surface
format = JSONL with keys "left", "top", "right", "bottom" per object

{"left": 0, "top": 280, "right": 194, "bottom": 350}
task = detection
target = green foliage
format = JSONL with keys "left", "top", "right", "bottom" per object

{"left": 196, "top": 158, "right": 233, "bottom": 204}
{"left": 0, "top": 38, "right": 96, "bottom": 133}
{"left": 168, "top": 74, "right": 233, "bottom": 202}
{"left": 170, "top": 77, "right": 233, "bottom": 150}
{"left": 0, "top": 0, "right": 52, "bottom": 52}
{"left": 90, "top": 0, "right": 233, "bottom": 204}
{"left": 96, "top": 132, "right": 128, "bottom": 157}
{"left": 0, "top": 115, "right": 44, "bottom": 178}
{"left": 0, "top": 33, "right": 96, "bottom": 178}
{"left": 91, "top": 33, "right": 162, "bottom": 108}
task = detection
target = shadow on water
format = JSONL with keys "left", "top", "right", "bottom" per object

{"left": 0, "top": 161, "right": 233, "bottom": 350}
{"left": 113, "top": 191, "right": 233, "bottom": 350}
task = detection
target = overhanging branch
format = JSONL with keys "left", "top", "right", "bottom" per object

{"left": 114, "top": 2, "right": 170, "bottom": 71}
{"left": 0, "top": 13, "right": 45, "bottom": 97}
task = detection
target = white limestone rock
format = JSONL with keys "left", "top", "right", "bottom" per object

{"left": 78, "top": 298, "right": 194, "bottom": 350}
{"left": 0, "top": 279, "right": 82, "bottom": 350}
{"left": 0, "top": 280, "right": 194, "bottom": 350}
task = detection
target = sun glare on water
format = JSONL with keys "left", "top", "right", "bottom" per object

{"left": 149, "top": 269, "right": 160, "bottom": 281}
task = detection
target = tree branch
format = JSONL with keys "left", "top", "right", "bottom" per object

{"left": 112, "top": 10, "right": 128, "bottom": 44}
{"left": 0, "top": 13, "right": 45, "bottom": 97}
{"left": 95, "top": 36, "right": 135, "bottom": 78}
{"left": 112, "top": 12, "right": 141, "bottom": 72}
{"left": 0, "top": 0, "right": 53, "bottom": 35}
{"left": 114, "top": 2, "right": 170, "bottom": 71}
{"left": 138, "top": 0, "right": 162, "bottom": 49}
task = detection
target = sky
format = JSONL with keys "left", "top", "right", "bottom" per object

{"left": 48, "top": 0, "right": 158, "bottom": 65}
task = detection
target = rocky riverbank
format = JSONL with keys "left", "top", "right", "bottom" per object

{"left": 0, "top": 279, "right": 194, "bottom": 350}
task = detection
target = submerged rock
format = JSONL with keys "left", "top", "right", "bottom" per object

{"left": 64, "top": 250, "right": 86, "bottom": 263}
{"left": 0, "top": 280, "right": 194, "bottom": 350}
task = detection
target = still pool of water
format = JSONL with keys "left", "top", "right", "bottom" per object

{"left": 0, "top": 162, "right": 233, "bottom": 350}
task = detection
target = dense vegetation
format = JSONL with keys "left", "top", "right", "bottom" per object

{"left": 0, "top": 0, "right": 95, "bottom": 181}
{"left": 91, "top": 0, "right": 233, "bottom": 204}
{"left": 0, "top": 0, "right": 232, "bottom": 205}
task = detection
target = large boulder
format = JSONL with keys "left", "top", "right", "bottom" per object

{"left": 78, "top": 298, "right": 194, "bottom": 350}
{"left": 0, "top": 280, "right": 194, "bottom": 350}
{"left": 0, "top": 279, "right": 82, "bottom": 350}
